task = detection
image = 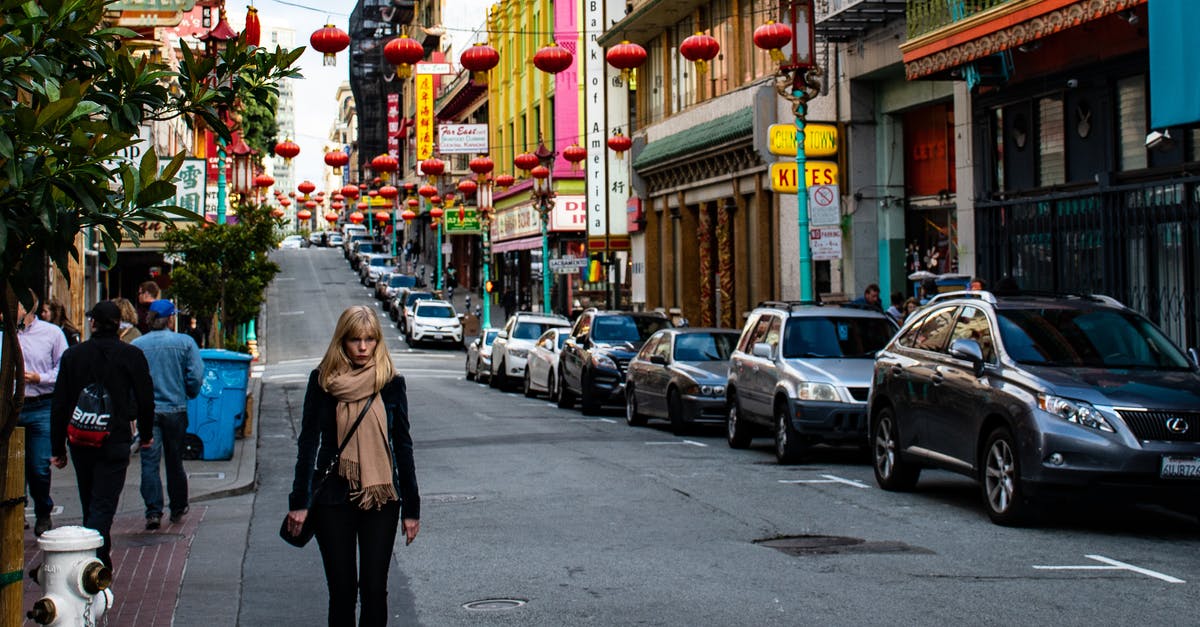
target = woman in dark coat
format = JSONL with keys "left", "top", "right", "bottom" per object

{"left": 286, "top": 305, "right": 420, "bottom": 626}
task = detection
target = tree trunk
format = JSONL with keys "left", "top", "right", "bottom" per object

{"left": 0, "top": 282, "right": 28, "bottom": 626}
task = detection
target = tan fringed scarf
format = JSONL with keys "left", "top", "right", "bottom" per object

{"left": 326, "top": 365, "right": 397, "bottom": 510}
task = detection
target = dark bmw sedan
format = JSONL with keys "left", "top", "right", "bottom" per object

{"left": 625, "top": 328, "right": 741, "bottom": 434}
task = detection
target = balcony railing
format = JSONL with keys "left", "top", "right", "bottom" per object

{"left": 906, "top": 0, "right": 1012, "bottom": 41}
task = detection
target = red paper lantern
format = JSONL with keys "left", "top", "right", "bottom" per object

{"left": 403, "top": 182, "right": 417, "bottom": 194}
{"left": 243, "top": 6, "right": 261, "bottom": 47}
{"left": 469, "top": 155, "right": 494, "bottom": 176}
{"left": 297, "top": 209, "right": 313, "bottom": 221}
{"left": 375, "top": 211, "right": 391, "bottom": 223}
{"left": 270, "top": 208, "right": 285, "bottom": 218}
{"left": 753, "top": 21, "right": 793, "bottom": 64}
{"left": 418, "top": 184, "right": 438, "bottom": 199}
{"left": 457, "top": 179, "right": 478, "bottom": 195}
{"left": 304, "top": 200, "right": 318, "bottom": 209}
{"left": 341, "top": 185, "right": 359, "bottom": 199}
{"left": 429, "top": 206, "right": 444, "bottom": 219}
{"left": 606, "top": 40, "right": 647, "bottom": 83}
{"left": 349, "top": 211, "right": 365, "bottom": 224}
{"left": 460, "top": 42, "right": 500, "bottom": 84}
{"left": 383, "top": 36, "right": 425, "bottom": 78}
{"left": 253, "top": 173, "right": 275, "bottom": 189}
{"left": 379, "top": 185, "right": 399, "bottom": 199}
{"left": 563, "top": 144, "right": 586, "bottom": 169}
{"left": 371, "top": 154, "right": 399, "bottom": 182}
{"left": 288, "top": 191, "right": 297, "bottom": 198}
{"left": 514, "top": 152, "right": 539, "bottom": 172}
{"left": 331, "top": 201, "right": 345, "bottom": 210}
{"left": 530, "top": 165, "right": 550, "bottom": 180}
{"left": 324, "top": 150, "right": 349, "bottom": 175}
{"left": 494, "top": 173, "right": 515, "bottom": 189}
{"left": 680, "top": 32, "right": 720, "bottom": 74}
{"left": 372, "top": 176, "right": 382, "bottom": 185}
{"left": 420, "top": 157, "right": 445, "bottom": 182}
{"left": 324, "top": 211, "right": 339, "bottom": 223}
{"left": 274, "top": 139, "right": 300, "bottom": 163}
{"left": 430, "top": 196, "right": 443, "bottom": 207}
{"left": 297, "top": 180, "right": 316, "bottom": 196}
{"left": 532, "top": 42, "right": 572, "bottom": 74}
{"left": 608, "top": 131, "right": 632, "bottom": 160}
{"left": 406, "top": 197, "right": 419, "bottom": 208}
{"left": 333, "top": 194, "right": 345, "bottom": 202}
{"left": 367, "top": 190, "right": 379, "bottom": 198}
{"left": 401, "top": 209, "right": 417, "bottom": 222}
{"left": 356, "top": 201, "right": 369, "bottom": 210}
{"left": 280, "top": 198, "right": 292, "bottom": 207}
{"left": 358, "top": 183, "right": 368, "bottom": 190}
{"left": 310, "top": 24, "right": 350, "bottom": 66}
{"left": 429, "top": 221, "right": 438, "bottom": 231}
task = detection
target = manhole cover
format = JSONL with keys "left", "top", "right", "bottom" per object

{"left": 462, "top": 598, "right": 526, "bottom": 611}
{"left": 755, "top": 535, "right": 933, "bottom": 556}
{"left": 426, "top": 494, "right": 477, "bottom": 504}
{"left": 118, "top": 533, "right": 186, "bottom": 548}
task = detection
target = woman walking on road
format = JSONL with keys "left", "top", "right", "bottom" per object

{"left": 287, "top": 305, "right": 421, "bottom": 626}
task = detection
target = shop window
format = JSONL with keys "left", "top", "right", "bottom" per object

{"left": 1117, "top": 75, "right": 1147, "bottom": 171}
{"left": 992, "top": 108, "right": 1005, "bottom": 192}
{"left": 903, "top": 102, "right": 955, "bottom": 197}
{"left": 671, "top": 21, "right": 698, "bottom": 114}
{"left": 743, "top": 0, "right": 776, "bottom": 84}
{"left": 1038, "top": 96, "right": 1065, "bottom": 186}
{"left": 641, "top": 38, "right": 667, "bottom": 127}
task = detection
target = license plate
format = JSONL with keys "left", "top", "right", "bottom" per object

{"left": 432, "top": 334, "right": 443, "bottom": 339}
{"left": 1160, "top": 456, "right": 1200, "bottom": 479}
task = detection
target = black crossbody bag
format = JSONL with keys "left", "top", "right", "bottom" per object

{"left": 280, "top": 393, "right": 377, "bottom": 548}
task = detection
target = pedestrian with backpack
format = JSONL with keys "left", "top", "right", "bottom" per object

{"left": 50, "top": 300, "right": 155, "bottom": 568}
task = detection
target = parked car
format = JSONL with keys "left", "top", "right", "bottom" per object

{"left": 524, "top": 328, "right": 570, "bottom": 399}
{"left": 557, "top": 309, "right": 673, "bottom": 414}
{"left": 326, "top": 232, "right": 344, "bottom": 247}
{"left": 388, "top": 287, "right": 411, "bottom": 321}
{"left": 348, "top": 241, "right": 377, "bottom": 269}
{"left": 726, "top": 302, "right": 897, "bottom": 464}
{"left": 465, "top": 328, "right": 502, "bottom": 382}
{"left": 359, "top": 254, "right": 396, "bottom": 286}
{"left": 376, "top": 272, "right": 415, "bottom": 301}
{"left": 344, "top": 234, "right": 371, "bottom": 260}
{"left": 869, "top": 290, "right": 1200, "bottom": 525}
{"left": 279, "top": 235, "right": 305, "bottom": 249}
{"left": 625, "top": 328, "right": 741, "bottom": 434}
{"left": 407, "top": 300, "right": 462, "bottom": 347}
{"left": 400, "top": 291, "right": 435, "bottom": 336}
{"left": 308, "top": 231, "right": 328, "bottom": 246}
{"left": 490, "top": 312, "right": 571, "bottom": 389}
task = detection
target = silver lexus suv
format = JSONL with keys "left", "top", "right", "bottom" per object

{"left": 726, "top": 302, "right": 897, "bottom": 464}
{"left": 869, "top": 290, "right": 1200, "bottom": 525}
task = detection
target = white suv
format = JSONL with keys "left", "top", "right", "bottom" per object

{"left": 408, "top": 300, "right": 462, "bottom": 347}
{"left": 490, "top": 312, "right": 571, "bottom": 388}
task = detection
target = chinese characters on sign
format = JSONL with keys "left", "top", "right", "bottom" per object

{"left": 387, "top": 94, "right": 400, "bottom": 158}
{"left": 416, "top": 73, "right": 434, "bottom": 160}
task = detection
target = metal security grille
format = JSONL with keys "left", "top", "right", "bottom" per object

{"left": 976, "top": 176, "right": 1200, "bottom": 349}
{"left": 1116, "top": 410, "right": 1200, "bottom": 442}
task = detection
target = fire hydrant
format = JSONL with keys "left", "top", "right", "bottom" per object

{"left": 26, "top": 526, "right": 114, "bottom": 626}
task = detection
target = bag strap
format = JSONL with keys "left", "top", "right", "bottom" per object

{"left": 334, "top": 392, "right": 377, "bottom": 457}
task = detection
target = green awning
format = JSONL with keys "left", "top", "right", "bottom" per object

{"left": 633, "top": 107, "right": 753, "bottom": 171}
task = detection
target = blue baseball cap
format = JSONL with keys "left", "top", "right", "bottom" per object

{"left": 149, "top": 299, "right": 176, "bottom": 318}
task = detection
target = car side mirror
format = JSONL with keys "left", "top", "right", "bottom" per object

{"left": 649, "top": 355, "right": 668, "bottom": 366}
{"left": 497, "top": 332, "right": 508, "bottom": 340}
{"left": 1189, "top": 347, "right": 1200, "bottom": 370}
{"left": 948, "top": 338, "right": 986, "bottom": 376}
{"left": 752, "top": 342, "right": 773, "bottom": 359}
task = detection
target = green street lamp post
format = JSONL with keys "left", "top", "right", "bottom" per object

{"left": 532, "top": 137, "right": 555, "bottom": 315}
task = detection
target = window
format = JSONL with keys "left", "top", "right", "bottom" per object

{"left": 653, "top": 336, "right": 672, "bottom": 361}
{"left": 1038, "top": 96, "right": 1065, "bottom": 186}
{"left": 997, "top": 308, "right": 1189, "bottom": 369}
{"left": 782, "top": 317, "right": 895, "bottom": 359}
{"left": 764, "top": 316, "right": 782, "bottom": 350}
{"left": 1117, "top": 75, "right": 1148, "bottom": 170}
{"left": 949, "top": 306, "right": 996, "bottom": 363}
{"left": 673, "top": 332, "right": 739, "bottom": 362}
{"left": 739, "top": 314, "right": 769, "bottom": 352}
{"left": 637, "top": 334, "right": 661, "bottom": 360}
{"left": 911, "top": 307, "right": 957, "bottom": 352}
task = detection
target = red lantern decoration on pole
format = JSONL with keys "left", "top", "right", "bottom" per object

{"left": 371, "top": 153, "right": 399, "bottom": 182}
{"left": 324, "top": 211, "right": 339, "bottom": 223}
{"left": 383, "top": 35, "right": 425, "bottom": 78}
{"left": 429, "top": 206, "right": 444, "bottom": 219}
{"left": 274, "top": 139, "right": 300, "bottom": 164}
{"left": 279, "top": 198, "right": 292, "bottom": 207}
{"left": 253, "top": 173, "right": 275, "bottom": 189}
{"left": 418, "top": 184, "right": 438, "bottom": 199}
{"left": 243, "top": 6, "right": 261, "bottom": 47}
{"left": 374, "top": 211, "right": 391, "bottom": 223}
{"left": 460, "top": 42, "right": 500, "bottom": 84}
{"left": 469, "top": 155, "right": 494, "bottom": 176}
{"left": 331, "top": 201, "right": 345, "bottom": 210}
{"left": 297, "top": 209, "right": 313, "bottom": 221}
{"left": 378, "top": 185, "right": 399, "bottom": 200}
{"left": 271, "top": 208, "right": 285, "bottom": 218}
{"left": 341, "top": 185, "right": 359, "bottom": 199}
{"left": 310, "top": 24, "right": 350, "bottom": 66}
{"left": 402, "top": 209, "right": 417, "bottom": 222}
{"left": 530, "top": 165, "right": 550, "bottom": 180}
{"left": 532, "top": 42, "right": 572, "bottom": 74}
{"left": 349, "top": 211, "right": 365, "bottom": 224}
{"left": 420, "top": 157, "right": 445, "bottom": 183}
{"left": 753, "top": 21, "right": 793, "bottom": 64}
{"left": 297, "top": 180, "right": 316, "bottom": 197}
{"left": 514, "top": 152, "right": 539, "bottom": 173}
{"left": 324, "top": 149, "right": 349, "bottom": 175}
{"left": 356, "top": 201, "right": 369, "bottom": 210}
{"left": 457, "top": 179, "right": 478, "bottom": 196}
{"left": 494, "top": 173, "right": 515, "bottom": 189}
{"left": 606, "top": 40, "right": 647, "bottom": 84}
{"left": 406, "top": 197, "right": 419, "bottom": 209}
{"left": 563, "top": 144, "right": 587, "bottom": 170}
{"left": 607, "top": 130, "right": 632, "bottom": 160}
{"left": 679, "top": 32, "right": 720, "bottom": 75}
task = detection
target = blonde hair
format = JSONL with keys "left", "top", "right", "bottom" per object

{"left": 111, "top": 297, "right": 138, "bottom": 324}
{"left": 318, "top": 305, "right": 394, "bottom": 391}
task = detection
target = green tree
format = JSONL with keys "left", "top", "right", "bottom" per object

{"left": 162, "top": 201, "right": 282, "bottom": 346}
{"left": 239, "top": 92, "right": 279, "bottom": 158}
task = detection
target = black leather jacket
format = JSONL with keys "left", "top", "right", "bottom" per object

{"left": 289, "top": 370, "right": 420, "bottom": 520}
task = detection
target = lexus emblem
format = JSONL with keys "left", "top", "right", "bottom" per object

{"left": 1166, "top": 417, "right": 1190, "bottom": 434}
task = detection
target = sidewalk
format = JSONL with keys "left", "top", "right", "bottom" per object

{"left": 21, "top": 375, "right": 261, "bottom": 625}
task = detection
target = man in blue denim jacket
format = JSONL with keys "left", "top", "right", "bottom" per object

{"left": 132, "top": 300, "right": 204, "bottom": 529}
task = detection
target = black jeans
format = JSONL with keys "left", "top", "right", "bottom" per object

{"left": 70, "top": 439, "right": 131, "bottom": 568}
{"left": 140, "top": 410, "right": 189, "bottom": 518}
{"left": 313, "top": 500, "right": 401, "bottom": 627}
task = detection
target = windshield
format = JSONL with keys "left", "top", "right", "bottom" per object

{"left": 782, "top": 317, "right": 895, "bottom": 359}
{"left": 514, "top": 321, "right": 563, "bottom": 340}
{"left": 369, "top": 257, "right": 391, "bottom": 266}
{"left": 406, "top": 293, "right": 433, "bottom": 307}
{"left": 417, "top": 305, "right": 455, "bottom": 318}
{"left": 592, "top": 315, "right": 671, "bottom": 343}
{"left": 557, "top": 333, "right": 569, "bottom": 349}
{"left": 673, "top": 332, "right": 740, "bottom": 362}
{"left": 998, "top": 308, "right": 1190, "bottom": 369}
{"left": 483, "top": 330, "right": 499, "bottom": 346}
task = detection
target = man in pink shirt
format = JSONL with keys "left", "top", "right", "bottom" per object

{"left": 17, "top": 294, "right": 69, "bottom": 535}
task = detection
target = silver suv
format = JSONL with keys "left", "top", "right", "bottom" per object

{"left": 726, "top": 302, "right": 897, "bottom": 464}
{"left": 870, "top": 290, "right": 1200, "bottom": 525}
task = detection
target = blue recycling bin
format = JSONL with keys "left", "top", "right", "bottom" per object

{"left": 185, "top": 349, "right": 252, "bottom": 461}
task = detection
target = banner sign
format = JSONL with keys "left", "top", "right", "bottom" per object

{"left": 493, "top": 203, "right": 542, "bottom": 241}
{"left": 768, "top": 161, "right": 840, "bottom": 193}
{"left": 444, "top": 206, "right": 482, "bottom": 234}
{"left": 437, "top": 124, "right": 488, "bottom": 154}
{"left": 550, "top": 195, "right": 586, "bottom": 232}
{"left": 415, "top": 73, "right": 434, "bottom": 160}
{"left": 768, "top": 123, "right": 838, "bottom": 157}
{"left": 387, "top": 94, "right": 400, "bottom": 158}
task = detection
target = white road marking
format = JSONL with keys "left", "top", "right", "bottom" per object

{"left": 645, "top": 440, "right": 708, "bottom": 448}
{"left": 1033, "top": 555, "right": 1185, "bottom": 583}
{"left": 266, "top": 374, "right": 309, "bottom": 382}
{"left": 569, "top": 417, "right": 617, "bottom": 424}
{"left": 277, "top": 358, "right": 320, "bottom": 365}
{"left": 279, "top": 311, "right": 305, "bottom": 316}
{"left": 473, "top": 412, "right": 494, "bottom": 421}
{"left": 778, "top": 474, "right": 871, "bottom": 489}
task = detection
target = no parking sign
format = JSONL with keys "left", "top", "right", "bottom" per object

{"left": 808, "top": 184, "right": 840, "bottom": 226}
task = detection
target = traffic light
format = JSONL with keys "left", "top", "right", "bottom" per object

{"left": 485, "top": 280, "right": 494, "bottom": 293}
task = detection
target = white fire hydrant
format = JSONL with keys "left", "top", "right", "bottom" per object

{"left": 26, "top": 525, "right": 114, "bottom": 626}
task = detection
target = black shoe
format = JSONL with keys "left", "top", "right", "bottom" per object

{"left": 34, "top": 516, "right": 52, "bottom": 536}
{"left": 169, "top": 507, "right": 189, "bottom": 524}
{"left": 145, "top": 514, "right": 162, "bottom": 530}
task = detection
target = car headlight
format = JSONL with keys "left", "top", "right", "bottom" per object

{"left": 698, "top": 385, "right": 726, "bottom": 397}
{"left": 1038, "top": 394, "right": 1115, "bottom": 432}
{"left": 509, "top": 348, "right": 528, "bottom": 359}
{"left": 591, "top": 353, "right": 617, "bottom": 370}
{"left": 796, "top": 382, "right": 840, "bottom": 402}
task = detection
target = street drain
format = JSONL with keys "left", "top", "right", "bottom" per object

{"left": 462, "top": 598, "right": 527, "bottom": 611}
{"left": 425, "top": 493, "right": 478, "bottom": 504}
{"left": 755, "top": 535, "right": 933, "bottom": 556}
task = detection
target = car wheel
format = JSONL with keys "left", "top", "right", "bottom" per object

{"left": 872, "top": 407, "right": 921, "bottom": 491}
{"left": 548, "top": 371, "right": 559, "bottom": 402}
{"left": 668, "top": 388, "right": 687, "bottom": 436}
{"left": 726, "top": 393, "right": 752, "bottom": 449}
{"left": 774, "top": 399, "right": 805, "bottom": 464}
{"left": 465, "top": 357, "right": 475, "bottom": 381}
{"left": 495, "top": 359, "right": 508, "bottom": 389}
{"left": 625, "top": 385, "right": 647, "bottom": 427}
{"left": 489, "top": 361, "right": 502, "bottom": 389}
{"left": 523, "top": 370, "right": 536, "bottom": 398}
{"left": 981, "top": 426, "right": 1032, "bottom": 526}
{"left": 580, "top": 371, "right": 601, "bottom": 415}
{"left": 556, "top": 369, "right": 575, "bottom": 408}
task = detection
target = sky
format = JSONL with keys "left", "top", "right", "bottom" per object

{"left": 224, "top": 0, "right": 493, "bottom": 186}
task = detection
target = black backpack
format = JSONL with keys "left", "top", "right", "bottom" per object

{"left": 67, "top": 345, "right": 114, "bottom": 448}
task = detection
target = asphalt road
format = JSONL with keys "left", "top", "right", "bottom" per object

{"left": 230, "top": 246, "right": 1200, "bottom": 626}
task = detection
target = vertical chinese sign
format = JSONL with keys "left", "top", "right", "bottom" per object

{"left": 387, "top": 93, "right": 400, "bottom": 159}
{"left": 415, "top": 73, "right": 434, "bottom": 161}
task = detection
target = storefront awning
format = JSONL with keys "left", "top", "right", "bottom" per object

{"left": 633, "top": 107, "right": 752, "bottom": 171}
{"left": 491, "top": 235, "right": 544, "bottom": 254}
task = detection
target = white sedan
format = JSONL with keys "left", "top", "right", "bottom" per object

{"left": 524, "top": 328, "right": 570, "bottom": 399}
{"left": 279, "top": 235, "right": 305, "bottom": 249}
